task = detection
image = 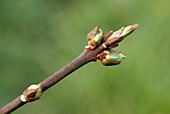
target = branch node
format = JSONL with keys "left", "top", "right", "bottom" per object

{"left": 102, "top": 43, "right": 107, "bottom": 48}
{"left": 20, "top": 95, "right": 27, "bottom": 102}
{"left": 85, "top": 45, "right": 90, "bottom": 49}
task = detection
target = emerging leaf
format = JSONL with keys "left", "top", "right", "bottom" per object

{"left": 87, "top": 26, "right": 104, "bottom": 50}
{"left": 97, "top": 50, "right": 126, "bottom": 66}
{"left": 103, "top": 24, "right": 138, "bottom": 49}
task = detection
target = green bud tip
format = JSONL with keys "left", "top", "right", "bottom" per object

{"left": 121, "top": 24, "right": 138, "bottom": 38}
{"left": 105, "top": 50, "right": 126, "bottom": 62}
{"left": 87, "top": 26, "right": 104, "bottom": 50}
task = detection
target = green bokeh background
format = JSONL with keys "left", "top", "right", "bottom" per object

{"left": 0, "top": 0, "right": 170, "bottom": 114}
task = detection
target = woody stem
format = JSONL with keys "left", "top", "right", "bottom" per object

{"left": 0, "top": 45, "right": 105, "bottom": 114}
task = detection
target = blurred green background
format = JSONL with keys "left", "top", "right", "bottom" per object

{"left": 0, "top": 0, "right": 170, "bottom": 114}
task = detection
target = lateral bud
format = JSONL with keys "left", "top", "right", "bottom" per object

{"left": 20, "top": 83, "right": 43, "bottom": 102}
{"left": 97, "top": 50, "right": 126, "bottom": 66}
{"left": 87, "top": 25, "right": 104, "bottom": 50}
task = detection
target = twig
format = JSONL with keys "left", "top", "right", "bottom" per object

{"left": 0, "top": 24, "right": 138, "bottom": 114}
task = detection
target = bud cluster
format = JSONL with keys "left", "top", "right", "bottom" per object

{"left": 86, "top": 24, "right": 138, "bottom": 66}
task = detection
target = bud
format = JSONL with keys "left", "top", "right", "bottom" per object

{"left": 103, "top": 27, "right": 124, "bottom": 48}
{"left": 120, "top": 24, "right": 138, "bottom": 38}
{"left": 22, "top": 83, "right": 43, "bottom": 102}
{"left": 87, "top": 26, "right": 104, "bottom": 50}
{"left": 104, "top": 24, "right": 138, "bottom": 49}
{"left": 97, "top": 50, "right": 126, "bottom": 66}
{"left": 108, "top": 27, "right": 124, "bottom": 40}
